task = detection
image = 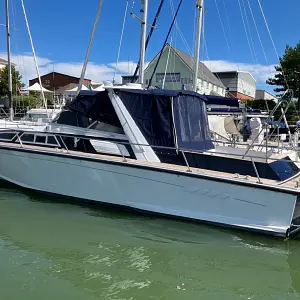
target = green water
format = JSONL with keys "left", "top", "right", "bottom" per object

{"left": 0, "top": 182, "right": 300, "bottom": 300}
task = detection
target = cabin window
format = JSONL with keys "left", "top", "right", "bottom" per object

{"left": 173, "top": 95, "right": 213, "bottom": 151}
{"left": 35, "top": 135, "right": 46, "bottom": 144}
{"left": 20, "top": 133, "right": 60, "bottom": 147}
{"left": 20, "top": 133, "right": 34, "bottom": 142}
{"left": 0, "top": 132, "right": 16, "bottom": 141}
{"left": 181, "top": 78, "right": 192, "bottom": 85}
{"left": 47, "top": 136, "right": 59, "bottom": 145}
{"left": 156, "top": 73, "right": 180, "bottom": 83}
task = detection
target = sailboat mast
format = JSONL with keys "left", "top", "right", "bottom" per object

{"left": 138, "top": 0, "right": 148, "bottom": 84}
{"left": 193, "top": 0, "right": 204, "bottom": 92}
{"left": 5, "top": 0, "right": 13, "bottom": 121}
{"left": 20, "top": 0, "right": 48, "bottom": 116}
{"left": 77, "top": 0, "right": 104, "bottom": 93}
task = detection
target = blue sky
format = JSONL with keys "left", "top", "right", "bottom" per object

{"left": 1, "top": 0, "right": 300, "bottom": 92}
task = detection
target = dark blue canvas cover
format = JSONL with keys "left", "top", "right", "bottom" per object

{"left": 116, "top": 89, "right": 214, "bottom": 152}
{"left": 67, "top": 90, "right": 121, "bottom": 127}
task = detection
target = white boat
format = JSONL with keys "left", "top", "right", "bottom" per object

{"left": 0, "top": 108, "right": 62, "bottom": 131}
{"left": 3, "top": 0, "right": 53, "bottom": 128}
{"left": 0, "top": 87, "right": 299, "bottom": 238}
{"left": 0, "top": 0, "right": 299, "bottom": 239}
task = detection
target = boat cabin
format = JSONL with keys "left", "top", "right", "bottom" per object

{"left": 47, "top": 89, "right": 299, "bottom": 182}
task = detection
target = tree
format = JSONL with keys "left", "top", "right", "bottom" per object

{"left": 267, "top": 42, "right": 300, "bottom": 100}
{"left": 0, "top": 65, "right": 25, "bottom": 97}
{"left": 247, "top": 99, "right": 276, "bottom": 111}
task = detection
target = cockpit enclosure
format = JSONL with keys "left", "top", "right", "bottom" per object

{"left": 115, "top": 89, "right": 214, "bottom": 153}
{"left": 54, "top": 89, "right": 299, "bottom": 182}
{"left": 60, "top": 89, "right": 214, "bottom": 157}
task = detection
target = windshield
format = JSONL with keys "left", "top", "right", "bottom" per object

{"left": 22, "top": 113, "right": 51, "bottom": 122}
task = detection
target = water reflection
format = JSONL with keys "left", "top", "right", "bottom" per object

{"left": 0, "top": 181, "right": 299, "bottom": 299}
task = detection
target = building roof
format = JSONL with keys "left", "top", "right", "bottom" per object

{"left": 0, "top": 58, "right": 8, "bottom": 64}
{"left": 0, "top": 57, "right": 16, "bottom": 66}
{"left": 170, "top": 46, "right": 225, "bottom": 88}
{"left": 256, "top": 89, "right": 276, "bottom": 97}
{"left": 29, "top": 71, "right": 91, "bottom": 81}
{"left": 122, "top": 75, "right": 138, "bottom": 78}
{"left": 213, "top": 70, "right": 256, "bottom": 82}
{"left": 145, "top": 44, "right": 224, "bottom": 88}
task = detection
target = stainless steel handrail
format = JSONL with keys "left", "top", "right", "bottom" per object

{"left": 1, "top": 128, "right": 299, "bottom": 164}
{"left": 1, "top": 128, "right": 299, "bottom": 184}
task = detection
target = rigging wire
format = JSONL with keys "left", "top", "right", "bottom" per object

{"left": 162, "top": 36, "right": 173, "bottom": 89}
{"left": 246, "top": 0, "right": 274, "bottom": 91}
{"left": 113, "top": 0, "right": 129, "bottom": 83}
{"left": 241, "top": 0, "right": 257, "bottom": 63}
{"left": 237, "top": 0, "right": 255, "bottom": 63}
{"left": 170, "top": 0, "right": 193, "bottom": 56}
{"left": 198, "top": 10, "right": 210, "bottom": 86}
{"left": 222, "top": 0, "right": 232, "bottom": 37}
{"left": 208, "top": 0, "right": 245, "bottom": 94}
{"left": 10, "top": 0, "right": 21, "bottom": 103}
{"left": 192, "top": 2, "right": 197, "bottom": 55}
{"left": 147, "top": 0, "right": 183, "bottom": 88}
{"left": 214, "top": 0, "right": 230, "bottom": 52}
{"left": 202, "top": 12, "right": 228, "bottom": 95}
{"left": 240, "top": 0, "right": 266, "bottom": 85}
{"left": 257, "top": 0, "right": 298, "bottom": 119}
{"left": 216, "top": 0, "right": 248, "bottom": 94}
{"left": 131, "top": 0, "right": 165, "bottom": 82}
{"left": 20, "top": 0, "right": 48, "bottom": 115}
{"left": 246, "top": 0, "right": 268, "bottom": 66}
{"left": 256, "top": 0, "right": 289, "bottom": 90}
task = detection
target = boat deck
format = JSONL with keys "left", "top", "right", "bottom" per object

{"left": 1, "top": 141, "right": 300, "bottom": 192}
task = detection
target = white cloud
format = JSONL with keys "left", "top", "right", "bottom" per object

{"left": 108, "top": 61, "right": 149, "bottom": 75}
{"left": 0, "top": 52, "right": 140, "bottom": 86}
{"left": 203, "top": 60, "right": 276, "bottom": 85}
{"left": 108, "top": 61, "right": 138, "bottom": 74}
{"left": 1, "top": 52, "right": 277, "bottom": 90}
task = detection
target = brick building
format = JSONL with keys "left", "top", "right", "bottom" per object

{"left": 29, "top": 72, "right": 91, "bottom": 92}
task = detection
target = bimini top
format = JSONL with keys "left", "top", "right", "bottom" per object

{"left": 67, "top": 90, "right": 121, "bottom": 126}
{"left": 205, "top": 95, "right": 239, "bottom": 107}
{"left": 114, "top": 88, "right": 208, "bottom": 100}
{"left": 115, "top": 89, "right": 213, "bottom": 152}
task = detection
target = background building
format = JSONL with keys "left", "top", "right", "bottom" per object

{"left": 0, "top": 58, "right": 8, "bottom": 70}
{"left": 255, "top": 89, "right": 277, "bottom": 102}
{"left": 122, "top": 75, "right": 138, "bottom": 85}
{"left": 213, "top": 71, "right": 256, "bottom": 100}
{"left": 29, "top": 72, "right": 91, "bottom": 92}
{"left": 0, "top": 58, "right": 16, "bottom": 70}
{"left": 144, "top": 44, "right": 225, "bottom": 96}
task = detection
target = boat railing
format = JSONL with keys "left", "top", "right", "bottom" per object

{"left": 211, "top": 138, "right": 294, "bottom": 153}
{"left": 0, "top": 128, "right": 299, "bottom": 185}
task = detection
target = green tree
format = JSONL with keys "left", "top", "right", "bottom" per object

{"left": 247, "top": 99, "right": 276, "bottom": 111}
{"left": 0, "top": 65, "right": 25, "bottom": 96}
{"left": 266, "top": 42, "right": 300, "bottom": 100}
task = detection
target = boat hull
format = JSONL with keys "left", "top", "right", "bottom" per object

{"left": 0, "top": 146, "right": 298, "bottom": 237}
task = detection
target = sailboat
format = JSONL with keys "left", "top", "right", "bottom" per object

{"left": 0, "top": 0, "right": 61, "bottom": 130}
{"left": 0, "top": 0, "right": 299, "bottom": 238}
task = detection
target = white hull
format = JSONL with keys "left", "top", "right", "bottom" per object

{"left": 0, "top": 146, "right": 298, "bottom": 237}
